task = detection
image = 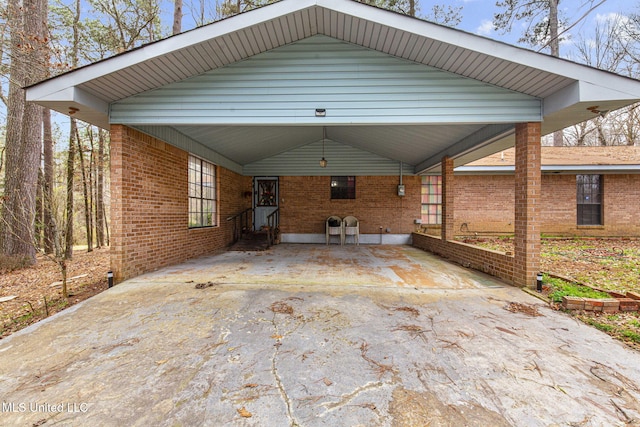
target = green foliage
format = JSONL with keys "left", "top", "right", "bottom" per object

{"left": 621, "top": 330, "right": 640, "bottom": 343}
{"left": 581, "top": 317, "right": 614, "bottom": 333}
{"left": 628, "top": 319, "right": 640, "bottom": 328}
{"left": 545, "top": 275, "right": 610, "bottom": 303}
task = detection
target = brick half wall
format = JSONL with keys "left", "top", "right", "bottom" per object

{"left": 412, "top": 233, "right": 514, "bottom": 285}
{"left": 110, "top": 125, "right": 251, "bottom": 282}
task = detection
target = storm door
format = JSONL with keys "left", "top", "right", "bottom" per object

{"left": 253, "top": 177, "right": 279, "bottom": 231}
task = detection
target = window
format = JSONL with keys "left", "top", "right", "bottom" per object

{"left": 189, "top": 155, "right": 217, "bottom": 228}
{"left": 331, "top": 176, "right": 356, "bottom": 199}
{"left": 577, "top": 174, "right": 602, "bottom": 225}
{"left": 421, "top": 175, "right": 442, "bottom": 225}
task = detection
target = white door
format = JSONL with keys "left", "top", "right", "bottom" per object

{"left": 254, "top": 177, "right": 279, "bottom": 231}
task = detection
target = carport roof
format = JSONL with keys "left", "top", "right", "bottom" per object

{"left": 26, "top": 0, "right": 640, "bottom": 174}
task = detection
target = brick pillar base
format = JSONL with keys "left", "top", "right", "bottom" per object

{"left": 441, "top": 156, "right": 454, "bottom": 241}
{"left": 513, "top": 122, "right": 541, "bottom": 287}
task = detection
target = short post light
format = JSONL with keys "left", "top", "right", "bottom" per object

{"left": 108, "top": 270, "right": 114, "bottom": 288}
{"left": 536, "top": 272, "right": 543, "bottom": 293}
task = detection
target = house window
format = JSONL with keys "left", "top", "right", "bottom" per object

{"left": 331, "top": 176, "right": 356, "bottom": 199}
{"left": 421, "top": 175, "right": 442, "bottom": 225}
{"left": 577, "top": 174, "right": 602, "bottom": 225}
{"left": 189, "top": 155, "right": 217, "bottom": 228}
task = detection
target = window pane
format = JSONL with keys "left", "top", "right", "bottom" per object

{"left": 421, "top": 175, "right": 442, "bottom": 225}
{"left": 330, "top": 176, "right": 356, "bottom": 199}
{"left": 577, "top": 174, "right": 602, "bottom": 225}
{"left": 188, "top": 155, "right": 218, "bottom": 228}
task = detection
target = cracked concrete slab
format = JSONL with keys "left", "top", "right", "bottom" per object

{"left": 1, "top": 244, "right": 639, "bottom": 426}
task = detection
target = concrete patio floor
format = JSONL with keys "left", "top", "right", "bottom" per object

{"left": 1, "top": 244, "right": 639, "bottom": 426}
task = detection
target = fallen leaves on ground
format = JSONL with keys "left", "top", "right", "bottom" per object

{"left": 0, "top": 248, "right": 109, "bottom": 339}
{"left": 270, "top": 301, "right": 294, "bottom": 315}
{"left": 504, "top": 302, "right": 542, "bottom": 317}
{"left": 237, "top": 407, "right": 252, "bottom": 418}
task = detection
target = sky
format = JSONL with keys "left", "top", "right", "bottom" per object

{"left": 443, "top": 0, "right": 635, "bottom": 51}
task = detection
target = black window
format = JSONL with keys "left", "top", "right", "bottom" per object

{"left": 331, "top": 176, "right": 356, "bottom": 199}
{"left": 577, "top": 174, "right": 602, "bottom": 225}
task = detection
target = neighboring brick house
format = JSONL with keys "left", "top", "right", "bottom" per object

{"left": 420, "top": 146, "right": 640, "bottom": 237}
{"left": 26, "top": 0, "right": 640, "bottom": 287}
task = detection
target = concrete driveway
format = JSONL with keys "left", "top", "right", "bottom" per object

{"left": 1, "top": 244, "right": 639, "bottom": 426}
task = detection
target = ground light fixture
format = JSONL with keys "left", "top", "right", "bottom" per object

{"left": 320, "top": 126, "right": 328, "bottom": 168}
{"left": 537, "top": 272, "right": 543, "bottom": 292}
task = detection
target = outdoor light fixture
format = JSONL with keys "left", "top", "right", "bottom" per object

{"left": 536, "top": 272, "right": 543, "bottom": 293}
{"left": 587, "top": 105, "right": 609, "bottom": 117}
{"left": 315, "top": 108, "right": 326, "bottom": 117}
{"left": 320, "top": 126, "right": 328, "bottom": 168}
{"left": 68, "top": 106, "right": 79, "bottom": 115}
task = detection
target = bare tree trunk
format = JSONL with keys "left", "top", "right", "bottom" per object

{"left": 549, "top": 0, "right": 559, "bottom": 57}
{"left": 36, "top": 167, "right": 44, "bottom": 248}
{"left": 88, "top": 128, "right": 95, "bottom": 249}
{"left": 547, "top": 0, "right": 564, "bottom": 146}
{"left": 173, "top": 0, "right": 182, "bottom": 35}
{"left": 104, "top": 202, "right": 110, "bottom": 246}
{"left": 76, "top": 127, "right": 93, "bottom": 252}
{"left": 65, "top": 119, "right": 76, "bottom": 259}
{"left": 1, "top": 0, "right": 26, "bottom": 257}
{"left": 43, "top": 108, "right": 54, "bottom": 254}
{"left": 96, "top": 130, "right": 106, "bottom": 248}
{"left": 1, "top": 0, "right": 46, "bottom": 263}
{"left": 64, "top": 0, "right": 81, "bottom": 260}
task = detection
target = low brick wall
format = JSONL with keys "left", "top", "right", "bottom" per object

{"left": 412, "top": 232, "right": 515, "bottom": 285}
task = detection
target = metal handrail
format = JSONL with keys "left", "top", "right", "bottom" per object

{"left": 226, "top": 208, "right": 253, "bottom": 244}
{"left": 265, "top": 208, "right": 280, "bottom": 247}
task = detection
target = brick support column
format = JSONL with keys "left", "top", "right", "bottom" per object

{"left": 514, "top": 122, "right": 541, "bottom": 287}
{"left": 441, "top": 156, "right": 455, "bottom": 241}
{"left": 109, "top": 125, "right": 125, "bottom": 284}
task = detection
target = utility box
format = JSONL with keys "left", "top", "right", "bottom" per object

{"left": 397, "top": 184, "right": 405, "bottom": 197}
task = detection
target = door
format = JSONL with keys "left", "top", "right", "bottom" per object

{"left": 254, "top": 177, "right": 279, "bottom": 231}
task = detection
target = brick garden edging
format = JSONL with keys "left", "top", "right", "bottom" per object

{"left": 561, "top": 295, "right": 640, "bottom": 313}
{"left": 544, "top": 272, "right": 640, "bottom": 313}
{"left": 561, "top": 291, "right": 640, "bottom": 313}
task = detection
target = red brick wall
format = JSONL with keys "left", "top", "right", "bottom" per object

{"left": 454, "top": 175, "right": 514, "bottom": 233}
{"left": 452, "top": 174, "right": 640, "bottom": 237}
{"left": 442, "top": 157, "right": 455, "bottom": 240}
{"left": 412, "top": 233, "right": 514, "bottom": 285}
{"left": 605, "top": 175, "right": 640, "bottom": 236}
{"left": 110, "top": 125, "right": 251, "bottom": 282}
{"left": 279, "top": 175, "right": 421, "bottom": 235}
{"left": 513, "top": 122, "right": 541, "bottom": 288}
